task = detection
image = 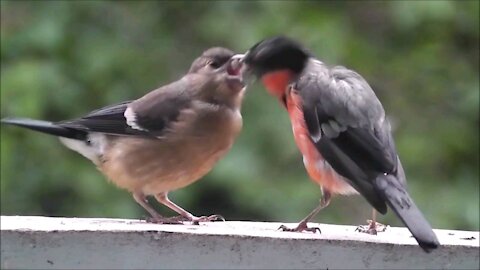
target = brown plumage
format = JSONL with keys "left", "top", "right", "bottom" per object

{"left": 1, "top": 47, "right": 245, "bottom": 224}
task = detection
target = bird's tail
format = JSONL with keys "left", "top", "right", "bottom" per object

{"left": 1, "top": 117, "right": 86, "bottom": 140}
{"left": 374, "top": 174, "right": 439, "bottom": 252}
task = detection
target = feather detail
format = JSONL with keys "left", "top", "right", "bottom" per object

{"left": 124, "top": 107, "right": 148, "bottom": 131}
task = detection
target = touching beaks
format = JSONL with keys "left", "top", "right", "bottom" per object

{"left": 225, "top": 54, "right": 247, "bottom": 90}
{"left": 227, "top": 53, "right": 256, "bottom": 86}
{"left": 230, "top": 54, "right": 245, "bottom": 62}
{"left": 228, "top": 54, "right": 245, "bottom": 76}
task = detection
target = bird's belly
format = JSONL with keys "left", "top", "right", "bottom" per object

{"left": 293, "top": 131, "right": 356, "bottom": 195}
{"left": 99, "top": 113, "right": 241, "bottom": 195}
{"left": 100, "top": 130, "right": 237, "bottom": 195}
{"left": 287, "top": 93, "right": 357, "bottom": 195}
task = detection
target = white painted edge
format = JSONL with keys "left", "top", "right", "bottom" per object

{"left": 1, "top": 215, "right": 478, "bottom": 248}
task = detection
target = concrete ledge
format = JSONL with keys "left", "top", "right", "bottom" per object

{"left": 1, "top": 216, "right": 478, "bottom": 269}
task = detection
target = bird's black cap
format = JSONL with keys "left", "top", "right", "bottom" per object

{"left": 244, "top": 36, "right": 310, "bottom": 77}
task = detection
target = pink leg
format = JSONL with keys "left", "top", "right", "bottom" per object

{"left": 355, "top": 208, "right": 388, "bottom": 235}
{"left": 279, "top": 189, "right": 331, "bottom": 233}
{"left": 132, "top": 192, "right": 183, "bottom": 224}
{"left": 154, "top": 192, "right": 224, "bottom": 225}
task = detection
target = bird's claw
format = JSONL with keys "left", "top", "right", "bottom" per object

{"left": 355, "top": 219, "right": 388, "bottom": 235}
{"left": 145, "top": 215, "right": 188, "bottom": 224}
{"left": 278, "top": 224, "right": 321, "bottom": 234}
{"left": 191, "top": 214, "right": 225, "bottom": 225}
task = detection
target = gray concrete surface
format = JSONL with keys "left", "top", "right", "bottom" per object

{"left": 1, "top": 215, "right": 478, "bottom": 269}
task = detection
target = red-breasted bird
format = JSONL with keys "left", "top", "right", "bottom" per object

{"left": 236, "top": 36, "right": 439, "bottom": 251}
{"left": 2, "top": 47, "right": 245, "bottom": 224}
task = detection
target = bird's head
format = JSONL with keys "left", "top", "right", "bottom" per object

{"left": 189, "top": 47, "right": 235, "bottom": 73}
{"left": 232, "top": 36, "right": 310, "bottom": 101}
{"left": 188, "top": 47, "right": 246, "bottom": 109}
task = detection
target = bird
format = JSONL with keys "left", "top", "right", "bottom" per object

{"left": 1, "top": 47, "right": 246, "bottom": 225}
{"left": 235, "top": 36, "right": 439, "bottom": 252}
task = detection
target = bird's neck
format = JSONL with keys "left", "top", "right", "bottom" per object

{"left": 261, "top": 70, "right": 295, "bottom": 100}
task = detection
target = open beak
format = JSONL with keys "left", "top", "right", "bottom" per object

{"left": 227, "top": 54, "right": 256, "bottom": 86}
{"left": 227, "top": 54, "right": 245, "bottom": 76}
{"left": 225, "top": 54, "right": 246, "bottom": 90}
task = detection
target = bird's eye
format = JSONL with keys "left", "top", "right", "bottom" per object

{"left": 208, "top": 60, "right": 221, "bottom": 69}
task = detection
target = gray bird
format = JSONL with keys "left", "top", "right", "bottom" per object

{"left": 236, "top": 36, "right": 439, "bottom": 252}
{"left": 2, "top": 47, "right": 245, "bottom": 224}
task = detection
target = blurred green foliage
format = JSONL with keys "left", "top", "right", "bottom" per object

{"left": 1, "top": 0, "right": 478, "bottom": 231}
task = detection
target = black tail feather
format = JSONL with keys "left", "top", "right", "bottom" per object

{"left": 375, "top": 174, "right": 440, "bottom": 252}
{"left": 1, "top": 117, "right": 87, "bottom": 140}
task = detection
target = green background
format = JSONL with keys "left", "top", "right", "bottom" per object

{"left": 1, "top": 0, "right": 478, "bottom": 231}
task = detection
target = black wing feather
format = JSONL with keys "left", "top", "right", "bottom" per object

{"left": 57, "top": 101, "right": 150, "bottom": 137}
{"left": 307, "top": 105, "right": 390, "bottom": 213}
{"left": 298, "top": 61, "right": 400, "bottom": 213}
{"left": 297, "top": 59, "right": 438, "bottom": 250}
{"left": 57, "top": 78, "right": 193, "bottom": 137}
{"left": 129, "top": 89, "right": 192, "bottom": 134}
{"left": 83, "top": 100, "right": 132, "bottom": 119}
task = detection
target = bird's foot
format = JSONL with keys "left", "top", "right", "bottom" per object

{"left": 355, "top": 220, "right": 388, "bottom": 235}
{"left": 190, "top": 214, "right": 225, "bottom": 225}
{"left": 278, "top": 222, "right": 321, "bottom": 233}
{"left": 145, "top": 215, "right": 189, "bottom": 225}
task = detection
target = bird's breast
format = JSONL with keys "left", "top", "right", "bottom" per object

{"left": 261, "top": 70, "right": 294, "bottom": 99}
{"left": 99, "top": 108, "right": 242, "bottom": 195}
{"left": 286, "top": 91, "right": 357, "bottom": 195}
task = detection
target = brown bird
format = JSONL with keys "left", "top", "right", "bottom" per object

{"left": 1, "top": 47, "right": 245, "bottom": 224}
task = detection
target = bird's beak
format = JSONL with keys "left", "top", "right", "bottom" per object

{"left": 227, "top": 54, "right": 245, "bottom": 76}
{"left": 225, "top": 54, "right": 246, "bottom": 90}
{"left": 228, "top": 53, "right": 255, "bottom": 87}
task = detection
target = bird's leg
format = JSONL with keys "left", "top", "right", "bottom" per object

{"left": 279, "top": 189, "right": 331, "bottom": 233}
{"left": 133, "top": 193, "right": 162, "bottom": 218}
{"left": 154, "top": 192, "right": 224, "bottom": 225}
{"left": 355, "top": 208, "right": 388, "bottom": 235}
{"left": 132, "top": 193, "right": 183, "bottom": 224}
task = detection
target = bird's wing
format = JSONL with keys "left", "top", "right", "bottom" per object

{"left": 58, "top": 78, "right": 193, "bottom": 138}
{"left": 298, "top": 61, "right": 399, "bottom": 213}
